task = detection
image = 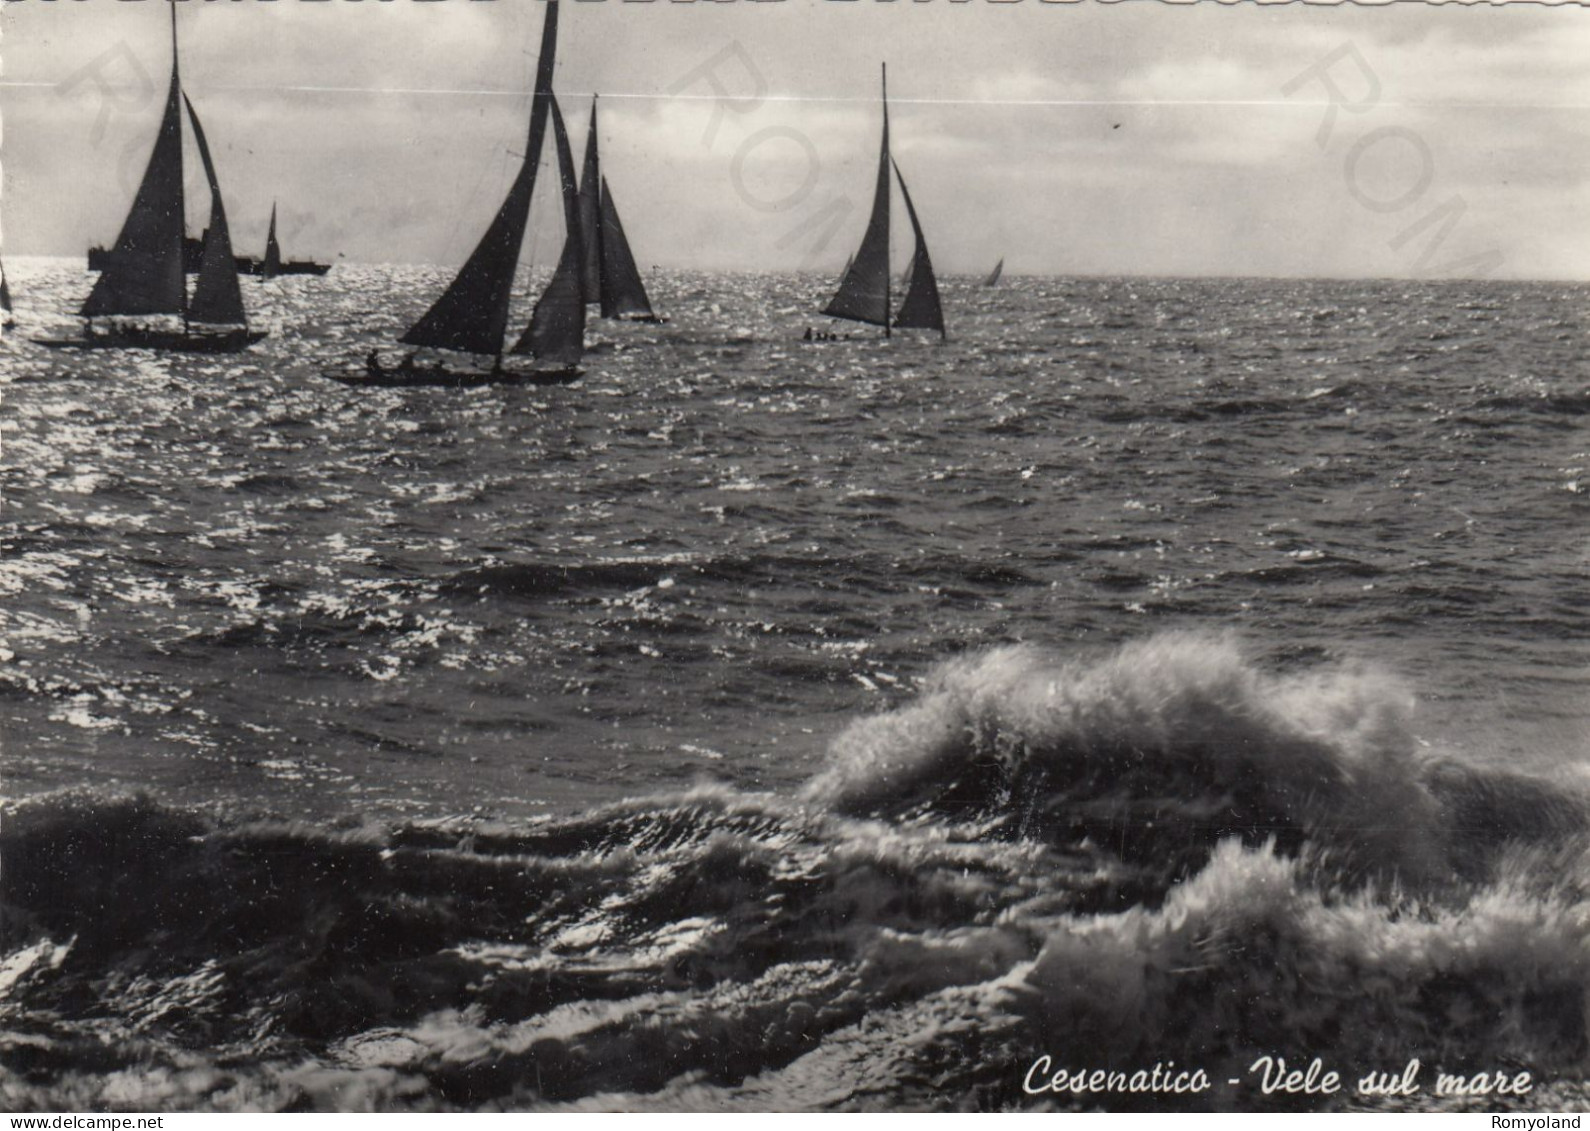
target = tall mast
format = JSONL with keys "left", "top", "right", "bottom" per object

{"left": 397, "top": 0, "right": 560, "bottom": 359}
{"left": 817, "top": 59, "right": 894, "bottom": 332}
{"left": 882, "top": 63, "right": 890, "bottom": 340}
{"left": 78, "top": 0, "right": 204, "bottom": 331}
{"left": 173, "top": 0, "right": 188, "bottom": 333}
{"left": 590, "top": 94, "right": 602, "bottom": 288}
{"left": 577, "top": 95, "right": 604, "bottom": 306}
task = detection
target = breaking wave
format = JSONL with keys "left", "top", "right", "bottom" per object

{"left": 4, "top": 632, "right": 1588, "bottom": 1111}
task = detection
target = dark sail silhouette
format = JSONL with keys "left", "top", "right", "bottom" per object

{"left": 1, "top": 261, "right": 13, "bottom": 326}
{"left": 984, "top": 258, "right": 1003, "bottom": 286}
{"left": 823, "top": 64, "right": 892, "bottom": 332}
{"left": 399, "top": 157, "right": 539, "bottom": 356}
{"left": 262, "top": 204, "right": 283, "bottom": 279}
{"left": 183, "top": 95, "right": 247, "bottom": 327}
{"left": 574, "top": 97, "right": 660, "bottom": 322}
{"left": 345, "top": 0, "right": 580, "bottom": 387}
{"left": 398, "top": 0, "right": 558, "bottom": 359}
{"left": 890, "top": 159, "right": 945, "bottom": 337}
{"left": 48, "top": 4, "right": 263, "bottom": 352}
{"left": 81, "top": 10, "right": 186, "bottom": 321}
{"left": 820, "top": 63, "right": 946, "bottom": 341}
{"left": 514, "top": 95, "right": 586, "bottom": 364}
{"left": 597, "top": 179, "right": 654, "bottom": 321}
{"left": 576, "top": 100, "right": 603, "bottom": 307}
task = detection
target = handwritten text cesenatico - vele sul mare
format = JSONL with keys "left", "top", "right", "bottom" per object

{"left": 1023, "top": 1056, "right": 1536, "bottom": 1098}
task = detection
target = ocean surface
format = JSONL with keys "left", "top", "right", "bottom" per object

{"left": 1, "top": 259, "right": 1587, "bottom": 1111}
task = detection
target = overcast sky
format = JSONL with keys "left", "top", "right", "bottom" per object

{"left": 3, "top": 0, "right": 1586, "bottom": 279}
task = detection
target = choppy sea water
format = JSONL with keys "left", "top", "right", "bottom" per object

{"left": 1, "top": 260, "right": 1587, "bottom": 1110}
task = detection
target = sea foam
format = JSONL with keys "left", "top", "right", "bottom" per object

{"left": 805, "top": 633, "right": 1445, "bottom": 887}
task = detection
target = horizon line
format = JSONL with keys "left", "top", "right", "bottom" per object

{"left": 1, "top": 254, "right": 1581, "bottom": 286}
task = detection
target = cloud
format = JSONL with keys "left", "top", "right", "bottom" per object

{"left": 3, "top": 0, "right": 1582, "bottom": 279}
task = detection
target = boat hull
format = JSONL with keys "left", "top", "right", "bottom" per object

{"left": 325, "top": 356, "right": 582, "bottom": 389}
{"left": 247, "top": 261, "right": 332, "bottom": 278}
{"left": 32, "top": 327, "right": 268, "bottom": 354}
{"left": 88, "top": 244, "right": 330, "bottom": 277}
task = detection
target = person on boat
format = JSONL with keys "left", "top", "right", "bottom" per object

{"left": 366, "top": 348, "right": 380, "bottom": 372}
{"left": 399, "top": 352, "right": 418, "bottom": 373}
{"left": 803, "top": 327, "right": 812, "bottom": 341}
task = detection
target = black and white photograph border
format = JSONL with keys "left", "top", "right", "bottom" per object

{"left": 0, "top": 0, "right": 1587, "bottom": 1113}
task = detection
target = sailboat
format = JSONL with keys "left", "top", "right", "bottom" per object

{"left": 351, "top": 0, "right": 583, "bottom": 388}
{"left": 262, "top": 206, "right": 283, "bottom": 278}
{"left": 43, "top": 5, "right": 263, "bottom": 353}
{"left": 1, "top": 261, "right": 13, "bottom": 330}
{"left": 247, "top": 204, "right": 330, "bottom": 278}
{"left": 983, "top": 259, "right": 1003, "bottom": 287}
{"left": 575, "top": 96, "right": 662, "bottom": 323}
{"left": 821, "top": 64, "right": 945, "bottom": 342}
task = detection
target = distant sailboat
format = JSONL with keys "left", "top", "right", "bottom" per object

{"left": 261, "top": 206, "right": 283, "bottom": 278}
{"left": 46, "top": 5, "right": 263, "bottom": 353}
{"left": 983, "top": 258, "right": 1003, "bottom": 287}
{"left": 575, "top": 96, "right": 662, "bottom": 323}
{"left": 821, "top": 64, "right": 945, "bottom": 341}
{"left": 247, "top": 203, "right": 330, "bottom": 278}
{"left": 1, "top": 261, "right": 13, "bottom": 330}
{"left": 350, "top": 0, "right": 582, "bottom": 387}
